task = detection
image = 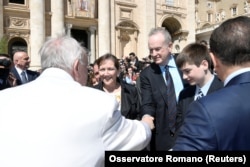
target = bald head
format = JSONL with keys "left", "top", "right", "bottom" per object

{"left": 13, "top": 51, "right": 30, "bottom": 70}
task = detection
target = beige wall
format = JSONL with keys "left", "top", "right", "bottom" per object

{"left": 1, "top": 0, "right": 249, "bottom": 68}
{"left": 196, "top": 0, "right": 250, "bottom": 45}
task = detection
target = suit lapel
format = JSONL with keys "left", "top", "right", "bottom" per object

{"left": 11, "top": 67, "right": 22, "bottom": 85}
{"left": 207, "top": 76, "right": 223, "bottom": 94}
{"left": 183, "top": 86, "right": 196, "bottom": 105}
{"left": 120, "top": 83, "right": 130, "bottom": 117}
{"left": 26, "top": 71, "right": 31, "bottom": 81}
{"left": 188, "top": 86, "right": 196, "bottom": 103}
{"left": 151, "top": 64, "right": 168, "bottom": 104}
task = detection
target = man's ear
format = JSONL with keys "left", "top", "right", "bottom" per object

{"left": 201, "top": 59, "right": 209, "bottom": 68}
{"left": 168, "top": 42, "right": 173, "bottom": 52}
{"left": 72, "top": 59, "right": 80, "bottom": 79}
{"left": 210, "top": 52, "right": 217, "bottom": 68}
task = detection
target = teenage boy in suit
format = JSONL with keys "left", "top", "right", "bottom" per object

{"left": 173, "top": 16, "right": 250, "bottom": 150}
{"left": 175, "top": 42, "right": 223, "bottom": 132}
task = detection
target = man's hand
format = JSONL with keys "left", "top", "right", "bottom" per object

{"left": 8, "top": 73, "right": 17, "bottom": 87}
{"left": 141, "top": 115, "right": 155, "bottom": 130}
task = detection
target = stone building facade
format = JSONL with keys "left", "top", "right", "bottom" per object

{"left": 0, "top": 0, "right": 195, "bottom": 69}
{"left": 196, "top": 0, "right": 250, "bottom": 45}
{"left": 0, "top": 0, "right": 249, "bottom": 69}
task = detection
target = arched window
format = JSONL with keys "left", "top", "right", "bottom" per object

{"left": 8, "top": 38, "right": 27, "bottom": 59}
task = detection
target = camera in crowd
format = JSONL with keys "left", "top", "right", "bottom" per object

{"left": 0, "top": 58, "right": 11, "bottom": 68}
{"left": 0, "top": 53, "right": 17, "bottom": 90}
{"left": 0, "top": 54, "right": 12, "bottom": 78}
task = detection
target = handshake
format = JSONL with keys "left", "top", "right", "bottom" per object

{"left": 141, "top": 115, "right": 155, "bottom": 130}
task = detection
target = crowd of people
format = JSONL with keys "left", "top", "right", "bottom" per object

{"left": 1, "top": 16, "right": 250, "bottom": 166}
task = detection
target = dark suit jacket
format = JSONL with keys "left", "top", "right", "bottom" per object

{"left": 173, "top": 71, "right": 250, "bottom": 150}
{"left": 0, "top": 78, "right": 11, "bottom": 90}
{"left": 176, "top": 75, "right": 223, "bottom": 131}
{"left": 11, "top": 67, "right": 40, "bottom": 85}
{"left": 93, "top": 78, "right": 140, "bottom": 120}
{"left": 140, "top": 62, "right": 185, "bottom": 151}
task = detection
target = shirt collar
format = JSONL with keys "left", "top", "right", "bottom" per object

{"left": 15, "top": 67, "right": 26, "bottom": 75}
{"left": 224, "top": 68, "right": 250, "bottom": 86}
{"left": 196, "top": 75, "right": 215, "bottom": 96}
{"left": 159, "top": 55, "right": 176, "bottom": 72}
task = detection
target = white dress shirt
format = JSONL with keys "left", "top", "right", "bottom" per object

{"left": 195, "top": 75, "right": 214, "bottom": 100}
{"left": 160, "top": 55, "right": 184, "bottom": 101}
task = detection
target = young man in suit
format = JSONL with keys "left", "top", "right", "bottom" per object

{"left": 0, "top": 36, "right": 154, "bottom": 167}
{"left": 175, "top": 43, "right": 223, "bottom": 131}
{"left": 140, "top": 27, "right": 184, "bottom": 151}
{"left": 11, "top": 51, "right": 39, "bottom": 85}
{"left": 173, "top": 16, "right": 250, "bottom": 150}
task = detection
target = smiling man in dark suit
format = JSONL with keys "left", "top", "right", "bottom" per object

{"left": 11, "top": 51, "right": 39, "bottom": 85}
{"left": 173, "top": 16, "right": 250, "bottom": 151}
{"left": 140, "top": 27, "right": 184, "bottom": 151}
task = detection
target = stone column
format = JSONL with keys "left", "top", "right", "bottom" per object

{"left": 29, "top": 0, "right": 45, "bottom": 69}
{"left": 66, "top": 24, "right": 72, "bottom": 36}
{"left": 0, "top": 0, "right": 3, "bottom": 38}
{"left": 98, "top": 0, "right": 110, "bottom": 56}
{"left": 187, "top": 0, "right": 196, "bottom": 43}
{"left": 89, "top": 26, "right": 96, "bottom": 64}
{"left": 137, "top": 0, "right": 156, "bottom": 60}
{"left": 51, "top": 0, "right": 65, "bottom": 37}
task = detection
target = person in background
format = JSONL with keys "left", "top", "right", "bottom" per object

{"left": 140, "top": 27, "right": 184, "bottom": 151}
{"left": 173, "top": 16, "right": 250, "bottom": 151}
{"left": 124, "top": 66, "right": 136, "bottom": 85}
{"left": 86, "top": 61, "right": 99, "bottom": 87}
{"left": 175, "top": 43, "right": 223, "bottom": 132}
{"left": 11, "top": 51, "right": 39, "bottom": 85}
{"left": 141, "top": 55, "right": 152, "bottom": 70}
{"left": 0, "top": 53, "right": 16, "bottom": 90}
{"left": 133, "top": 71, "right": 140, "bottom": 82}
{"left": 87, "top": 72, "right": 97, "bottom": 87}
{"left": 0, "top": 36, "right": 154, "bottom": 167}
{"left": 129, "top": 52, "right": 141, "bottom": 72}
{"left": 94, "top": 53, "right": 140, "bottom": 120}
{"left": 134, "top": 70, "right": 142, "bottom": 106}
{"left": 199, "top": 40, "right": 208, "bottom": 48}
{"left": 118, "top": 59, "right": 127, "bottom": 82}
{"left": 92, "top": 59, "right": 100, "bottom": 85}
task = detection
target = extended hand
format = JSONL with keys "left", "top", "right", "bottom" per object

{"left": 141, "top": 115, "right": 155, "bottom": 130}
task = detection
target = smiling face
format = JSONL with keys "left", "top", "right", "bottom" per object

{"left": 148, "top": 32, "right": 172, "bottom": 66}
{"left": 99, "top": 59, "right": 118, "bottom": 86}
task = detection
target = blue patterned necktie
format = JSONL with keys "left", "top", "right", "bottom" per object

{"left": 196, "top": 88, "right": 204, "bottom": 100}
{"left": 165, "top": 66, "right": 177, "bottom": 133}
{"left": 21, "top": 71, "right": 28, "bottom": 84}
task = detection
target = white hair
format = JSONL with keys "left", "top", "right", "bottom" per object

{"left": 148, "top": 27, "right": 172, "bottom": 45}
{"left": 39, "top": 35, "right": 88, "bottom": 73}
